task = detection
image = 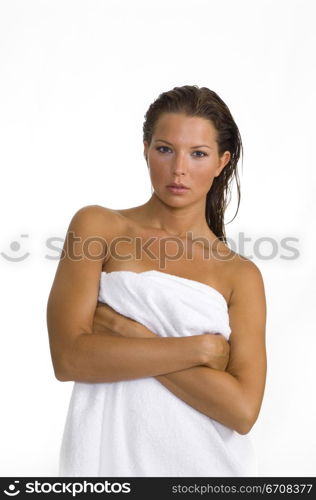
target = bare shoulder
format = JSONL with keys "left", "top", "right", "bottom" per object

{"left": 70, "top": 204, "right": 121, "bottom": 226}
{"left": 68, "top": 204, "right": 127, "bottom": 239}
{"left": 229, "top": 252, "right": 266, "bottom": 309}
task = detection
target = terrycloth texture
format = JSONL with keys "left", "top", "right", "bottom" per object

{"left": 58, "top": 270, "right": 258, "bottom": 477}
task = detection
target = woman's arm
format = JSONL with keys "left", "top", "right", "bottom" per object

{"left": 47, "top": 206, "right": 218, "bottom": 383}
{"left": 157, "top": 261, "right": 267, "bottom": 434}
{"left": 94, "top": 260, "right": 267, "bottom": 435}
{"left": 62, "top": 331, "right": 213, "bottom": 383}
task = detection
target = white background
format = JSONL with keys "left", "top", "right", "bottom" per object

{"left": 0, "top": 0, "right": 315, "bottom": 476}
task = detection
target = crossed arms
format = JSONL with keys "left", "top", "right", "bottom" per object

{"left": 87, "top": 259, "right": 267, "bottom": 435}
{"left": 46, "top": 206, "right": 267, "bottom": 435}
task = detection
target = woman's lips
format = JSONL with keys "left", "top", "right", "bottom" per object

{"left": 166, "top": 185, "right": 190, "bottom": 194}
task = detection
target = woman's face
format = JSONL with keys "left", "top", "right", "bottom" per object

{"left": 144, "top": 112, "right": 231, "bottom": 205}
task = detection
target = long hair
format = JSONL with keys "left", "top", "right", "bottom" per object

{"left": 142, "top": 85, "right": 242, "bottom": 244}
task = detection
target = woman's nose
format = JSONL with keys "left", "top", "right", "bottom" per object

{"left": 171, "top": 154, "right": 188, "bottom": 176}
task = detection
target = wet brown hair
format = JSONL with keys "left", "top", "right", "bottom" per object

{"left": 142, "top": 85, "right": 243, "bottom": 244}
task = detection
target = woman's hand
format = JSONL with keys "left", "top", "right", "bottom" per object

{"left": 91, "top": 302, "right": 121, "bottom": 337}
{"left": 92, "top": 302, "right": 157, "bottom": 338}
{"left": 200, "top": 333, "right": 231, "bottom": 371}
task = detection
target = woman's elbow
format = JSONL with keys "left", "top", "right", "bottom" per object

{"left": 236, "top": 408, "right": 258, "bottom": 435}
{"left": 51, "top": 351, "right": 72, "bottom": 382}
{"left": 236, "top": 421, "right": 252, "bottom": 435}
{"left": 53, "top": 363, "right": 71, "bottom": 382}
{"left": 55, "top": 370, "right": 71, "bottom": 382}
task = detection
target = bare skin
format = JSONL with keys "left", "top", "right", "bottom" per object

{"left": 46, "top": 113, "right": 267, "bottom": 435}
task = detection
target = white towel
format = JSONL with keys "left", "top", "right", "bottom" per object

{"left": 58, "top": 270, "right": 258, "bottom": 477}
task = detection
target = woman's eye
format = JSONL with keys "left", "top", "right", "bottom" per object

{"left": 156, "top": 147, "right": 207, "bottom": 157}
{"left": 193, "top": 150, "right": 207, "bottom": 158}
{"left": 156, "top": 146, "right": 170, "bottom": 153}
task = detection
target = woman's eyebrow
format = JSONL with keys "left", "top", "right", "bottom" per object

{"left": 154, "top": 139, "right": 213, "bottom": 149}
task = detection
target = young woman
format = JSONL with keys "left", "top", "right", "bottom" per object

{"left": 47, "top": 85, "right": 267, "bottom": 477}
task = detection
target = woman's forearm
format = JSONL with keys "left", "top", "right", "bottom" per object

{"left": 60, "top": 330, "right": 207, "bottom": 383}
{"left": 155, "top": 367, "right": 249, "bottom": 434}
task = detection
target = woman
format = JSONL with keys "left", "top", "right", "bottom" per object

{"left": 46, "top": 85, "right": 267, "bottom": 477}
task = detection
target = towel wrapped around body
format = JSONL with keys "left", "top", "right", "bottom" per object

{"left": 58, "top": 270, "right": 258, "bottom": 477}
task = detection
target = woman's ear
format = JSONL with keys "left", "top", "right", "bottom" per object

{"left": 214, "top": 151, "right": 231, "bottom": 177}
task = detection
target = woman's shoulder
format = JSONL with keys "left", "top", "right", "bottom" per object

{"left": 68, "top": 204, "right": 128, "bottom": 239}
{"left": 228, "top": 250, "right": 266, "bottom": 303}
{"left": 72, "top": 203, "right": 120, "bottom": 219}
{"left": 232, "top": 251, "right": 263, "bottom": 275}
